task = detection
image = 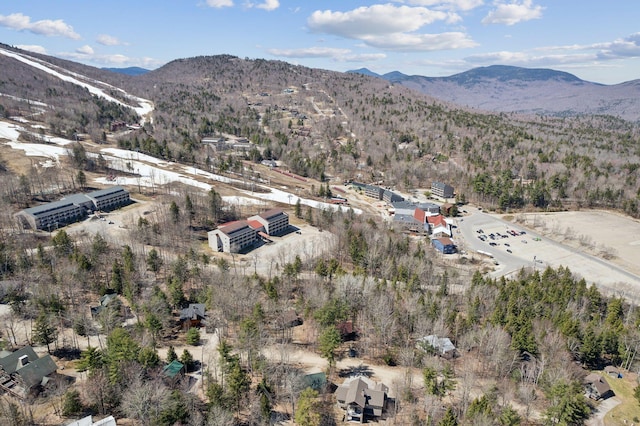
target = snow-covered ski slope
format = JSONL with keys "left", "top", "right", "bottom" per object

{"left": 0, "top": 47, "right": 153, "bottom": 124}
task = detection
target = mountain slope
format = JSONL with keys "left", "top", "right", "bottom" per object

{"left": 102, "top": 66, "right": 150, "bottom": 76}
{"left": 351, "top": 65, "right": 640, "bottom": 121}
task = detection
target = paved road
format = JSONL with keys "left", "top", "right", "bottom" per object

{"left": 456, "top": 207, "right": 640, "bottom": 302}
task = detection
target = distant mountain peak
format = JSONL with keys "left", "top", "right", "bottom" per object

{"left": 346, "top": 68, "right": 381, "bottom": 78}
{"left": 102, "top": 66, "right": 149, "bottom": 76}
{"left": 447, "top": 65, "right": 585, "bottom": 85}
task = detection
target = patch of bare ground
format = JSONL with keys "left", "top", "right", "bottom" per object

{"left": 0, "top": 143, "right": 36, "bottom": 175}
{"left": 513, "top": 210, "right": 640, "bottom": 277}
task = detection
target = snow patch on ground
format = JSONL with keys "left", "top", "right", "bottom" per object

{"left": 0, "top": 47, "right": 153, "bottom": 124}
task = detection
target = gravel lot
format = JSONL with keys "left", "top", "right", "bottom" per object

{"left": 458, "top": 207, "right": 640, "bottom": 302}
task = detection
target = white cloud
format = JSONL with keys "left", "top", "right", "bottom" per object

{"left": 58, "top": 50, "right": 162, "bottom": 68}
{"left": 482, "top": 0, "right": 543, "bottom": 26}
{"left": 467, "top": 33, "right": 640, "bottom": 69}
{"left": 402, "top": 0, "right": 485, "bottom": 11}
{"left": 206, "top": 0, "right": 234, "bottom": 7}
{"left": 268, "top": 46, "right": 351, "bottom": 58}
{"left": 594, "top": 33, "right": 640, "bottom": 59}
{"left": 0, "top": 13, "right": 80, "bottom": 39}
{"left": 254, "top": 0, "right": 280, "bottom": 11}
{"left": 309, "top": 5, "right": 453, "bottom": 39}
{"left": 363, "top": 31, "right": 477, "bottom": 51}
{"left": 97, "top": 34, "right": 125, "bottom": 46}
{"left": 307, "top": 4, "right": 472, "bottom": 52}
{"left": 76, "top": 45, "right": 94, "bottom": 55}
{"left": 16, "top": 44, "right": 47, "bottom": 54}
{"left": 267, "top": 46, "right": 386, "bottom": 63}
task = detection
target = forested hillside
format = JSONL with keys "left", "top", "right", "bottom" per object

{"left": 1, "top": 45, "right": 640, "bottom": 425}
{"left": 2, "top": 46, "right": 640, "bottom": 216}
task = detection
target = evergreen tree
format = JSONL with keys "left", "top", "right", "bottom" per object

{"left": 169, "top": 201, "right": 180, "bottom": 224}
{"left": 318, "top": 325, "right": 342, "bottom": 367}
{"left": 146, "top": 248, "right": 163, "bottom": 273}
{"left": 294, "top": 387, "right": 321, "bottom": 426}
{"left": 295, "top": 198, "right": 302, "bottom": 218}
{"left": 439, "top": 407, "right": 458, "bottom": 426}
{"left": 180, "top": 349, "right": 195, "bottom": 372}
{"left": 186, "top": 327, "right": 200, "bottom": 345}
{"left": 62, "top": 389, "right": 83, "bottom": 417}
{"left": 33, "top": 312, "right": 57, "bottom": 353}
{"left": 544, "top": 381, "right": 590, "bottom": 426}
{"left": 77, "top": 346, "right": 104, "bottom": 373}
{"left": 499, "top": 405, "right": 521, "bottom": 426}
{"left": 138, "top": 347, "right": 160, "bottom": 368}
{"left": 166, "top": 345, "right": 178, "bottom": 363}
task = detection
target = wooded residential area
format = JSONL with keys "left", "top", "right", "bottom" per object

{"left": 1, "top": 44, "right": 640, "bottom": 425}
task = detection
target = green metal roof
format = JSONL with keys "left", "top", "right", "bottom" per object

{"left": 162, "top": 360, "right": 185, "bottom": 378}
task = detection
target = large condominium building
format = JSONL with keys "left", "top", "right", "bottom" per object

{"left": 208, "top": 208, "right": 290, "bottom": 253}
{"left": 248, "top": 208, "right": 289, "bottom": 236}
{"left": 16, "top": 186, "right": 130, "bottom": 230}
{"left": 431, "top": 182, "right": 454, "bottom": 199}
{"left": 208, "top": 221, "right": 258, "bottom": 253}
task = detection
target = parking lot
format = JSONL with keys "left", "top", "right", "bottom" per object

{"left": 457, "top": 207, "right": 640, "bottom": 302}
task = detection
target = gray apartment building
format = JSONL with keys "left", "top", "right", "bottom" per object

{"left": 431, "top": 182, "right": 454, "bottom": 199}
{"left": 16, "top": 186, "right": 130, "bottom": 230}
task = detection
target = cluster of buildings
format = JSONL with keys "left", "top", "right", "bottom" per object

{"left": 208, "top": 208, "right": 289, "bottom": 253}
{"left": 348, "top": 181, "right": 457, "bottom": 254}
{"left": 16, "top": 186, "right": 130, "bottom": 231}
{"left": 390, "top": 201, "right": 456, "bottom": 254}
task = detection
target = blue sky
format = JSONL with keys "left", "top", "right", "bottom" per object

{"left": 1, "top": 1, "right": 639, "bottom": 85}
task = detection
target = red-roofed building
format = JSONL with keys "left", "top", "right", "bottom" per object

{"left": 427, "top": 214, "right": 452, "bottom": 237}
{"left": 248, "top": 208, "right": 289, "bottom": 236}
{"left": 413, "top": 208, "right": 426, "bottom": 224}
{"left": 247, "top": 219, "right": 265, "bottom": 233}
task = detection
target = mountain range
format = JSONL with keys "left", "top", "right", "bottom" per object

{"left": 348, "top": 65, "right": 640, "bottom": 122}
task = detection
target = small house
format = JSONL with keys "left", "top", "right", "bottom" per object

{"left": 432, "top": 237, "right": 456, "bottom": 254}
{"left": 584, "top": 373, "right": 613, "bottom": 400}
{"left": 162, "top": 360, "right": 186, "bottom": 383}
{"left": 417, "top": 335, "right": 457, "bottom": 358}
{"left": 336, "top": 377, "right": 388, "bottom": 423}
{"left": 179, "top": 303, "right": 206, "bottom": 329}
{"left": 0, "top": 346, "right": 58, "bottom": 398}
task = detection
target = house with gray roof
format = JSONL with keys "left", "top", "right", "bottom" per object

{"left": 335, "top": 377, "right": 388, "bottom": 423}
{"left": 248, "top": 208, "right": 289, "bottom": 236}
{"left": 584, "top": 373, "right": 613, "bottom": 400}
{"left": 417, "top": 335, "right": 457, "bottom": 358}
{"left": 180, "top": 303, "right": 206, "bottom": 328}
{"left": 0, "top": 346, "right": 58, "bottom": 398}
